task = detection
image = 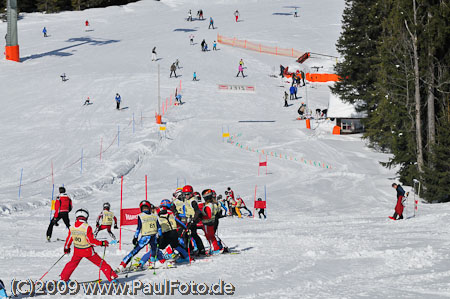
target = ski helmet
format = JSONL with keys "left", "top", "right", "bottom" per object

{"left": 75, "top": 208, "right": 89, "bottom": 220}
{"left": 59, "top": 186, "right": 66, "bottom": 193}
{"left": 103, "top": 202, "right": 110, "bottom": 210}
{"left": 160, "top": 199, "right": 172, "bottom": 209}
{"left": 139, "top": 200, "right": 152, "bottom": 212}
{"left": 182, "top": 185, "right": 193, "bottom": 194}
{"left": 227, "top": 187, "right": 231, "bottom": 191}
{"left": 217, "top": 194, "right": 223, "bottom": 200}
{"left": 202, "top": 189, "right": 213, "bottom": 201}
{"left": 224, "top": 191, "right": 228, "bottom": 195}
{"left": 211, "top": 190, "right": 217, "bottom": 199}
{"left": 182, "top": 185, "right": 194, "bottom": 199}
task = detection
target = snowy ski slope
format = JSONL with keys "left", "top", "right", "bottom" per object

{"left": 1, "top": 0, "right": 450, "bottom": 298}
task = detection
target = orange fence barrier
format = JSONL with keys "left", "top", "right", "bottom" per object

{"left": 306, "top": 73, "right": 340, "bottom": 82}
{"left": 217, "top": 34, "right": 305, "bottom": 58}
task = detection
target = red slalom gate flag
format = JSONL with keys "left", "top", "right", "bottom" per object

{"left": 259, "top": 161, "right": 267, "bottom": 167}
{"left": 120, "top": 208, "right": 141, "bottom": 226}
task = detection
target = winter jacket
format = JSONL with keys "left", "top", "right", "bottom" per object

{"left": 54, "top": 194, "right": 72, "bottom": 218}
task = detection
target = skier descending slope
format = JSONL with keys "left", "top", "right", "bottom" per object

{"left": 47, "top": 187, "right": 72, "bottom": 242}
{"left": 60, "top": 209, "right": 117, "bottom": 282}
{"left": 116, "top": 201, "right": 163, "bottom": 273}
{"left": 94, "top": 202, "right": 118, "bottom": 240}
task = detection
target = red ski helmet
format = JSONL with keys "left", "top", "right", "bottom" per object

{"left": 139, "top": 200, "right": 152, "bottom": 212}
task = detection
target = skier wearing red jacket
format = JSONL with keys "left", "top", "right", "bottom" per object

{"left": 60, "top": 209, "right": 118, "bottom": 282}
{"left": 94, "top": 202, "right": 118, "bottom": 240}
{"left": 201, "top": 189, "right": 222, "bottom": 255}
{"left": 47, "top": 186, "right": 72, "bottom": 241}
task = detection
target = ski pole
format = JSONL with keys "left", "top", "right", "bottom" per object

{"left": 98, "top": 246, "right": 107, "bottom": 282}
{"left": 39, "top": 253, "right": 66, "bottom": 280}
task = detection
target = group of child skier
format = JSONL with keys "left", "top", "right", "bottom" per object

{"left": 46, "top": 185, "right": 266, "bottom": 283}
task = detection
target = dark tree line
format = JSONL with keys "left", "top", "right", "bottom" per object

{"left": 332, "top": 0, "right": 450, "bottom": 203}
{"left": 1, "top": 0, "right": 140, "bottom": 13}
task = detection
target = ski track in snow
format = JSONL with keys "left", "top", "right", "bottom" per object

{"left": 1, "top": 0, "right": 450, "bottom": 298}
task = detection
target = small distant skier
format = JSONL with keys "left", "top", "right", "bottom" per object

{"left": 83, "top": 97, "right": 91, "bottom": 105}
{"left": 236, "top": 64, "right": 244, "bottom": 77}
{"left": 208, "top": 17, "right": 214, "bottom": 29}
{"left": 300, "top": 70, "right": 306, "bottom": 86}
{"left": 193, "top": 71, "right": 198, "bottom": 81}
{"left": 294, "top": 7, "right": 298, "bottom": 17}
{"left": 199, "top": 9, "right": 204, "bottom": 20}
{"left": 151, "top": 47, "right": 157, "bottom": 61}
{"left": 85, "top": 20, "right": 89, "bottom": 27}
{"left": 390, "top": 183, "right": 406, "bottom": 220}
{"left": 284, "top": 91, "right": 289, "bottom": 107}
{"left": 257, "top": 198, "right": 266, "bottom": 219}
{"left": 213, "top": 40, "right": 217, "bottom": 50}
{"left": 43, "top": 27, "right": 48, "bottom": 37}
{"left": 201, "top": 39, "right": 206, "bottom": 51}
{"left": 115, "top": 93, "right": 121, "bottom": 110}
{"left": 189, "top": 34, "right": 194, "bottom": 45}
{"left": 294, "top": 85, "right": 298, "bottom": 99}
{"left": 298, "top": 102, "right": 306, "bottom": 117}
{"left": 289, "top": 85, "right": 295, "bottom": 100}
{"left": 280, "top": 65, "right": 285, "bottom": 77}
{"left": 60, "top": 209, "right": 118, "bottom": 282}
{"left": 94, "top": 202, "right": 118, "bottom": 240}
{"left": 321, "top": 108, "right": 328, "bottom": 118}
{"left": 170, "top": 63, "right": 177, "bottom": 78}
{"left": 187, "top": 10, "right": 192, "bottom": 21}
{"left": 234, "top": 10, "right": 240, "bottom": 22}
{"left": 47, "top": 186, "right": 72, "bottom": 242}
{"left": 60, "top": 73, "right": 67, "bottom": 82}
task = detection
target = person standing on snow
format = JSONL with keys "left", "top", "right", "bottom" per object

{"left": 213, "top": 40, "right": 217, "bottom": 50}
{"left": 257, "top": 198, "right": 266, "bottom": 219}
{"left": 289, "top": 85, "right": 295, "bottom": 100}
{"left": 201, "top": 189, "right": 222, "bottom": 254}
{"left": 85, "top": 20, "right": 89, "bottom": 27}
{"left": 236, "top": 64, "right": 245, "bottom": 77}
{"left": 199, "top": 9, "right": 204, "bottom": 20}
{"left": 60, "top": 209, "right": 118, "bottom": 282}
{"left": 189, "top": 34, "right": 194, "bottom": 45}
{"left": 170, "top": 63, "right": 177, "bottom": 78}
{"left": 234, "top": 10, "right": 240, "bottom": 22}
{"left": 208, "top": 17, "right": 215, "bottom": 29}
{"left": 294, "top": 7, "right": 298, "bottom": 18}
{"left": 390, "top": 183, "right": 406, "bottom": 220}
{"left": 47, "top": 186, "right": 72, "bottom": 242}
{"left": 284, "top": 91, "right": 289, "bottom": 107}
{"left": 116, "top": 201, "right": 163, "bottom": 273}
{"left": 182, "top": 185, "right": 206, "bottom": 257}
{"left": 43, "top": 27, "right": 48, "bottom": 37}
{"left": 115, "top": 93, "right": 121, "bottom": 110}
{"left": 187, "top": 10, "right": 192, "bottom": 21}
{"left": 94, "top": 202, "right": 118, "bottom": 240}
{"left": 151, "top": 47, "right": 157, "bottom": 61}
{"left": 193, "top": 72, "right": 198, "bottom": 81}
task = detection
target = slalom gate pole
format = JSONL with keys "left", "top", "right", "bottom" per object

{"left": 153, "top": 244, "right": 159, "bottom": 275}
{"left": 39, "top": 253, "right": 66, "bottom": 280}
{"left": 145, "top": 175, "right": 148, "bottom": 201}
{"left": 264, "top": 185, "right": 267, "bottom": 218}
{"left": 49, "top": 184, "right": 55, "bottom": 221}
{"left": 119, "top": 176, "right": 123, "bottom": 250}
{"left": 98, "top": 246, "right": 107, "bottom": 282}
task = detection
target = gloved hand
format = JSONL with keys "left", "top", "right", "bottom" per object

{"left": 114, "top": 224, "right": 118, "bottom": 229}
{"left": 102, "top": 240, "right": 109, "bottom": 247}
{"left": 132, "top": 237, "right": 138, "bottom": 246}
{"left": 64, "top": 247, "right": 70, "bottom": 254}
